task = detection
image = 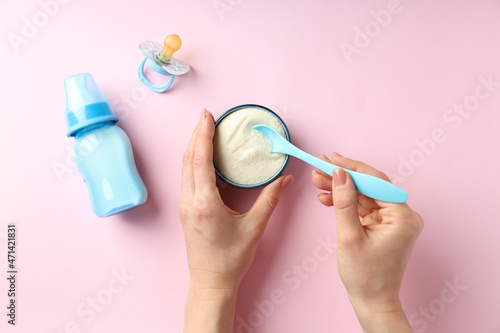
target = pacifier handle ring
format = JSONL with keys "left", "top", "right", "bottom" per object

{"left": 137, "top": 57, "right": 175, "bottom": 93}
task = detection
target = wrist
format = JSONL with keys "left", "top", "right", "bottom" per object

{"left": 185, "top": 285, "right": 239, "bottom": 333}
{"left": 189, "top": 268, "right": 242, "bottom": 291}
{"left": 348, "top": 295, "right": 413, "bottom": 333}
{"left": 349, "top": 293, "right": 403, "bottom": 315}
{"left": 188, "top": 282, "right": 240, "bottom": 302}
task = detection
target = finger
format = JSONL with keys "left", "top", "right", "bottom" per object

{"left": 311, "top": 153, "right": 334, "bottom": 190}
{"left": 376, "top": 202, "right": 419, "bottom": 227}
{"left": 320, "top": 193, "right": 374, "bottom": 219}
{"left": 332, "top": 168, "right": 366, "bottom": 239}
{"left": 321, "top": 154, "right": 331, "bottom": 162}
{"left": 357, "top": 193, "right": 379, "bottom": 214}
{"left": 315, "top": 154, "right": 333, "bottom": 177}
{"left": 360, "top": 210, "right": 382, "bottom": 226}
{"left": 181, "top": 112, "right": 203, "bottom": 200}
{"left": 330, "top": 154, "right": 391, "bottom": 182}
{"left": 357, "top": 205, "right": 374, "bottom": 219}
{"left": 193, "top": 110, "right": 217, "bottom": 194}
{"left": 317, "top": 192, "right": 333, "bottom": 206}
{"left": 316, "top": 190, "right": 375, "bottom": 218}
{"left": 246, "top": 175, "right": 294, "bottom": 231}
{"left": 312, "top": 170, "right": 332, "bottom": 191}
{"left": 328, "top": 190, "right": 374, "bottom": 219}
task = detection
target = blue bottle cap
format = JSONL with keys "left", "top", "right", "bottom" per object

{"left": 64, "top": 73, "right": 119, "bottom": 137}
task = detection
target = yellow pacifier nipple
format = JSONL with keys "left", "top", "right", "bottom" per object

{"left": 138, "top": 33, "right": 190, "bottom": 91}
{"left": 157, "top": 34, "right": 182, "bottom": 64}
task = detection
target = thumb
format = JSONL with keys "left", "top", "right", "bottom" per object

{"left": 246, "top": 175, "right": 294, "bottom": 229}
{"left": 332, "top": 168, "right": 365, "bottom": 239}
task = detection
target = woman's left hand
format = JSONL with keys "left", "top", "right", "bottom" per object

{"left": 180, "top": 109, "right": 294, "bottom": 333}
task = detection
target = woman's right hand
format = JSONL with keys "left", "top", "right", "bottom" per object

{"left": 312, "top": 153, "right": 423, "bottom": 333}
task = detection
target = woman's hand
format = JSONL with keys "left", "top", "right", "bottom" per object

{"left": 312, "top": 153, "right": 423, "bottom": 333}
{"left": 180, "top": 109, "right": 294, "bottom": 333}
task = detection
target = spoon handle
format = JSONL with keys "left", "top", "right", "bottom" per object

{"left": 281, "top": 142, "right": 408, "bottom": 203}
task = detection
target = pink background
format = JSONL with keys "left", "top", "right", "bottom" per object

{"left": 1, "top": 0, "right": 500, "bottom": 332}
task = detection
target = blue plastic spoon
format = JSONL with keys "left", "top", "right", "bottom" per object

{"left": 252, "top": 125, "right": 408, "bottom": 203}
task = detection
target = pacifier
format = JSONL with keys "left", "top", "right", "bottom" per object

{"left": 138, "top": 34, "right": 190, "bottom": 93}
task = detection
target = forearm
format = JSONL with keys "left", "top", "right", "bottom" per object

{"left": 350, "top": 296, "right": 413, "bottom": 333}
{"left": 184, "top": 285, "right": 239, "bottom": 333}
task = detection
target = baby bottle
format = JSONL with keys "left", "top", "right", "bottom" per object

{"left": 64, "top": 73, "right": 147, "bottom": 217}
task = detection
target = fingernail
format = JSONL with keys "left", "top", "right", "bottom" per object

{"left": 281, "top": 175, "right": 294, "bottom": 189}
{"left": 332, "top": 168, "right": 346, "bottom": 188}
{"left": 332, "top": 152, "right": 343, "bottom": 157}
{"left": 312, "top": 170, "right": 317, "bottom": 176}
{"left": 201, "top": 109, "right": 206, "bottom": 123}
{"left": 206, "top": 110, "right": 214, "bottom": 123}
{"left": 320, "top": 154, "right": 329, "bottom": 160}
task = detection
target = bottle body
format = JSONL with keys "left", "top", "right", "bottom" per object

{"left": 73, "top": 123, "right": 147, "bottom": 217}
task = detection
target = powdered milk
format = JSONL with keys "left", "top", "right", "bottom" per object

{"left": 214, "top": 107, "right": 287, "bottom": 186}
